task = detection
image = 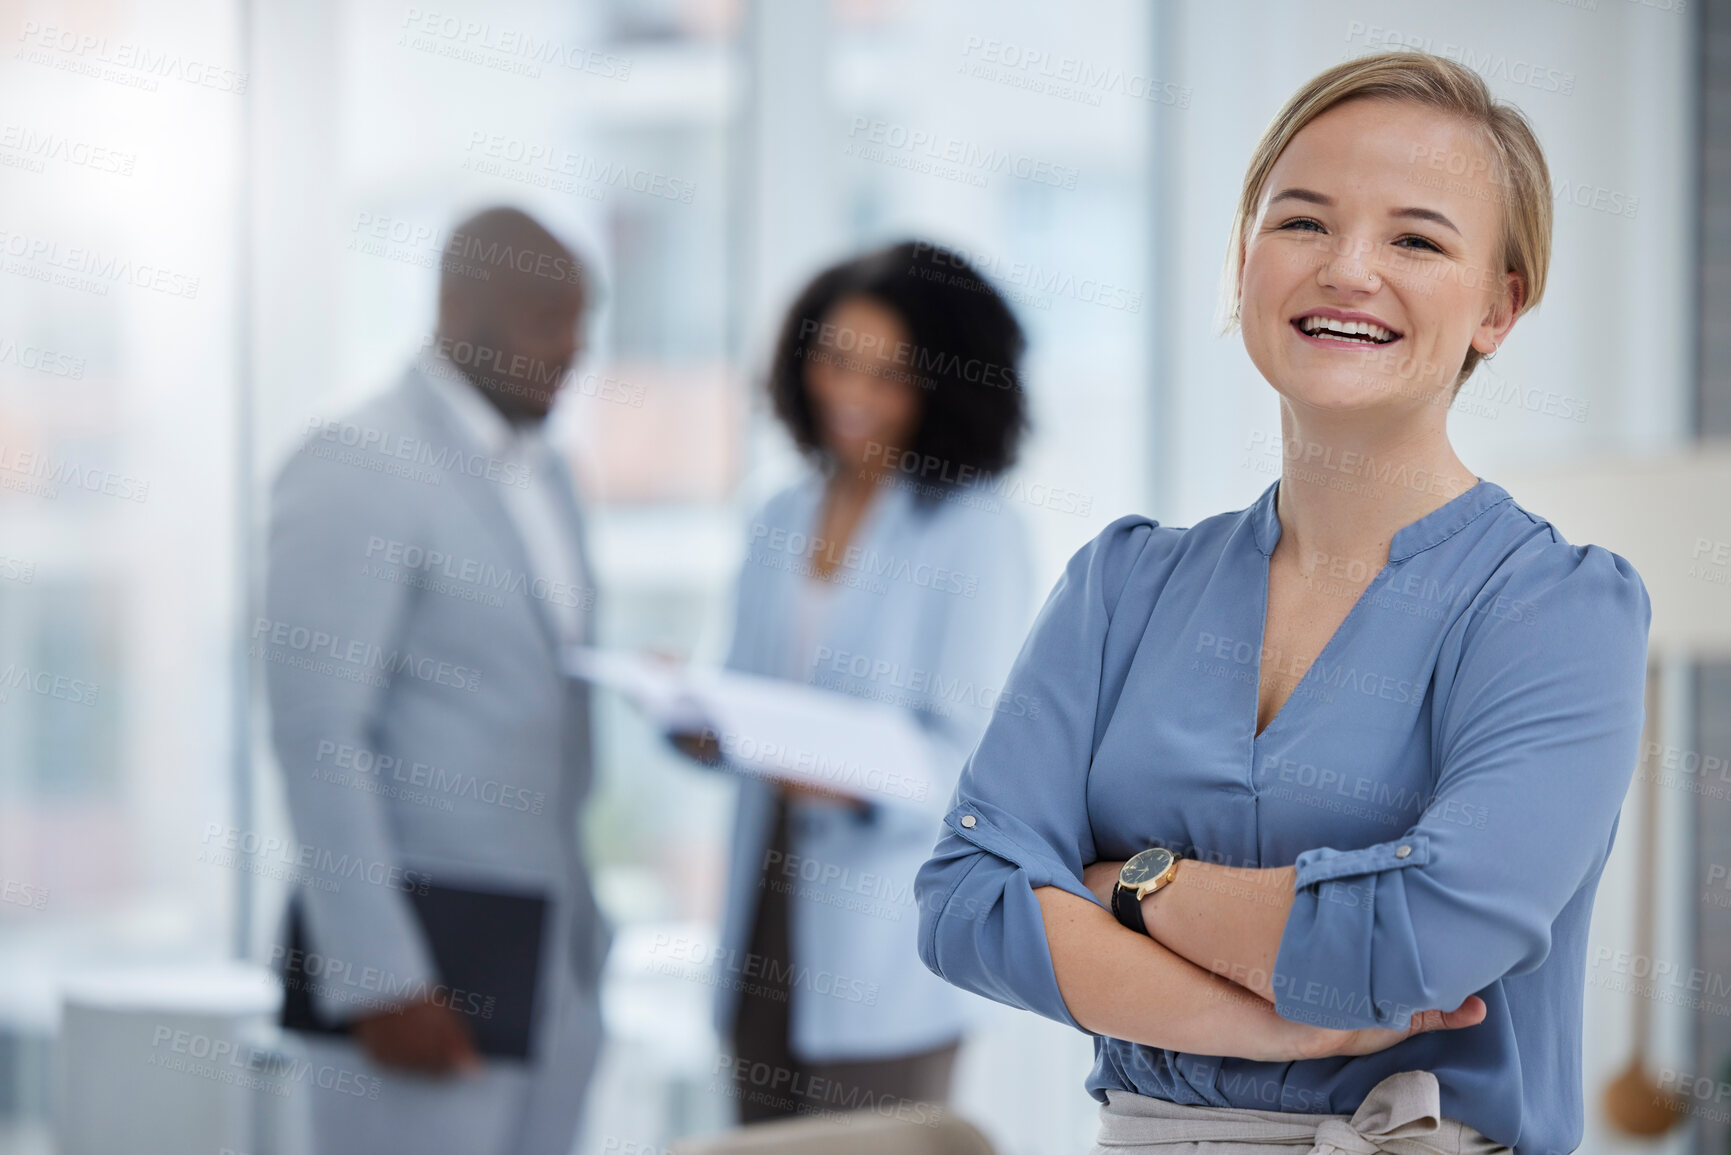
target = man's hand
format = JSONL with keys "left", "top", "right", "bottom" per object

{"left": 352, "top": 997, "right": 482, "bottom": 1077}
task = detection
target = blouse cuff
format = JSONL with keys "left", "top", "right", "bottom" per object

{"left": 1273, "top": 834, "right": 1432, "bottom": 1031}
{"left": 1292, "top": 833, "right": 1432, "bottom": 887}
{"left": 920, "top": 799, "right": 1098, "bottom": 1034}
{"left": 943, "top": 799, "right": 1099, "bottom": 907}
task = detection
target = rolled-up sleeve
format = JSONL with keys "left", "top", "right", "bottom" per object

{"left": 1272, "top": 542, "right": 1651, "bottom": 1030}
{"left": 915, "top": 515, "right": 1158, "bottom": 1032}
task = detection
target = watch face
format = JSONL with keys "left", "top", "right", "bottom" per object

{"left": 1120, "top": 847, "right": 1175, "bottom": 887}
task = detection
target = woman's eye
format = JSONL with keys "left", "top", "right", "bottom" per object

{"left": 1278, "top": 218, "right": 1324, "bottom": 233}
{"left": 1395, "top": 235, "right": 1443, "bottom": 253}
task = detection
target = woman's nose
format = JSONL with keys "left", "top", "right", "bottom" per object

{"left": 1317, "top": 235, "right": 1381, "bottom": 293}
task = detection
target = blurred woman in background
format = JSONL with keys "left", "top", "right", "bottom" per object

{"left": 677, "top": 241, "right": 1034, "bottom": 1122}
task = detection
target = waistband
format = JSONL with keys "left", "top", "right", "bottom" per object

{"left": 1093, "top": 1070, "right": 1511, "bottom": 1154}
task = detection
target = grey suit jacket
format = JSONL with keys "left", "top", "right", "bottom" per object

{"left": 261, "top": 364, "right": 611, "bottom": 1028}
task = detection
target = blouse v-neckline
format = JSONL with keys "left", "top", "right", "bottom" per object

{"left": 1247, "top": 476, "right": 1506, "bottom": 741}
{"left": 787, "top": 474, "right": 905, "bottom": 676}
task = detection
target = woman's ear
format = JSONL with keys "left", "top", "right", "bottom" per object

{"left": 1476, "top": 270, "right": 1525, "bottom": 353}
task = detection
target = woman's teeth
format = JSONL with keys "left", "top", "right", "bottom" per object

{"left": 1296, "top": 316, "right": 1396, "bottom": 344}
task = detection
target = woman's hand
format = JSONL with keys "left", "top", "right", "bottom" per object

{"left": 1082, "top": 860, "right": 1126, "bottom": 908}
{"left": 669, "top": 729, "right": 721, "bottom": 765}
{"left": 780, "top": 779, "right": 873, "bottom": 815}
{"left": 1296, "top": 995, "right": 1488, "bottom": 1058}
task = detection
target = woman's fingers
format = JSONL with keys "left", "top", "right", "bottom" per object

{"left": 1319, "top": 994, "right": 1488, "bottom": 1057}
{"left": 1435, "top": 995, "right": 1487, "bottom": 1030}
{"left": 1409, "top": 995, "right": 1488, "bottom": 1036}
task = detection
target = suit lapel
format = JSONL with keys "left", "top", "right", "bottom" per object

{"left": 537, "top": 449, "right": 597, "bottom": 646}
{"left": 400, "top": 368, "right": 569, "bottom": 656}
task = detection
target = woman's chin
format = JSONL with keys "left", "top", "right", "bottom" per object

{"left": 1274, "top": 374, "right": 1410, "bottom": 413}
{"left": 829, "top": 435, "right": 889, "bottom": 472}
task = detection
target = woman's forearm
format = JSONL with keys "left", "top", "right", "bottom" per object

{"left": 1038, "top": 879, "right": 1489, "bottom": 1061}
{"left": 1140, "top": 860, "right": 1296, "bottom": 1003}
{"left": 1033, "top": 884, "right": 1313, "bottom": 1061}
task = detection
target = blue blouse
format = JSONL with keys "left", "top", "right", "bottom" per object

{"left": 914, "top": 478, "right": 1650, "bottom": 1155}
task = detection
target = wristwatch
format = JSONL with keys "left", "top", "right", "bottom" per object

{"left": 1111, "top": 847, "right": 1182, "bottom": 935}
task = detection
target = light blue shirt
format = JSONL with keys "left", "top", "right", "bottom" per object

{"left": 915, "top": 479, "right": 1650, "bottom": 1155}
{"left": 714, "top": 470, "right": 1035, "bottom": 1062}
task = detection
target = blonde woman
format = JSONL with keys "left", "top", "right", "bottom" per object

{"left": 915, "top": 52, "right": 1649, "bottom": 1155}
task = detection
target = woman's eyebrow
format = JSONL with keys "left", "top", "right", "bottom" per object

{"left": 1390, "top": 206, "right": 1461, "bottom": 235}
{"left": 1268, "top": 187, "right": 1331, "bottom": 208}
{"left": 1268, "top": 188, "right": 1461, "bottom": 236}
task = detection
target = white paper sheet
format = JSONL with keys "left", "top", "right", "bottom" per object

{"left": 565, "top": 647, "right": 939, "bottom": 811}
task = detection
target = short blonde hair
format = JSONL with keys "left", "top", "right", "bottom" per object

{"left": 1218, "top": 51, "right": 1552, "bottom": 387}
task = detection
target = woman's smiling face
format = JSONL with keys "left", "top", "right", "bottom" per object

{"left": 1238, "top": 98, "right": 1522, "bottom": 413}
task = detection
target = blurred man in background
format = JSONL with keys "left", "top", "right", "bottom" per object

{"left": 261, "top": 206, "right": 609, "bottom": 1155}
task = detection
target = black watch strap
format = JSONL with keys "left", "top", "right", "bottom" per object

{"left": 1111, "top": 879, "right": 1148, "bottom": 935}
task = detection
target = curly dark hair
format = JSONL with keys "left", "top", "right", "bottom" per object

{"left": 766, "top": 241, "right": 1029, "bottom": 501}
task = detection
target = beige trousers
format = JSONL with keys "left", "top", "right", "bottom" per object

{"left": 1089, "top": 1070, "right": 1513, "bottom": 1155}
